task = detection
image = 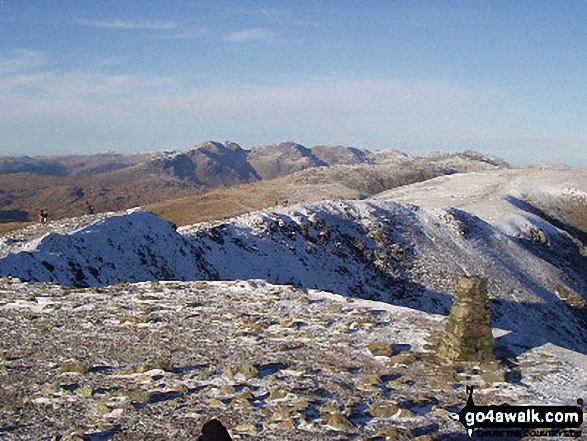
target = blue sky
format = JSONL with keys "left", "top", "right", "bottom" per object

{"left": 0, "top": 1, "right": 586, "bottom": 166}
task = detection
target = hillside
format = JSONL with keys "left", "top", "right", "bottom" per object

{"left": 0, "top": 166, "right": 586, "bottom": 439}
{"left": 1, "top": 167, "right": 585, "bottom": 349}
{"left": 0, "top": 143, "right": 507, "bottom": 230}
{"left": 145, "top": 150, "right": 506, "bottom": 227}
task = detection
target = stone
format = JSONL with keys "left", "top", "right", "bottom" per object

{"left": 480, "top": 362, "right": 506, "bottom": 384}
{"left": 239, "top": 388, "right": 254, "bottom": 400}
{"left": 223, "top": 363, "right": 258, "bottom": 380}
{"left": 361, "top": 374, "right": 382, "bottom": 385}
{"left": 368, "top": 342, "right": 395, "bottom": 357}
{"left": 197, "top": 369, "right": 212, "bottom": 381}
{"left": 326, "top": 413, "right": 355, "bottom": 430}
{"left": 58, "top": 362, "right": 89, "bottom": 374}
{"left": 235, "top": 421, "right": 257, "bottom": 434}
{"left": 368, "top": 401, "right": 400, "bottom": 418}
{"left": 317, "top": 404, "right": 340, "bottom": 414}
{"left": 268, "top": 388, "right": 287, "bottom": 400}
{"left": 324, "top": 303, "right": 343, "bottom": 314}
{"left": 393, "top": 352, "right": 417, "bottom": 365}
{"left": 61, "top": 428, "right": 86, "bottom": 441}
{"left": 398, "top": 408, "right": 418, "bottom": 418}
{"left": 42, "top": 383, "right": 60, "bottom": 396}
{"left": 170, "top": 384, "right": 189, "bottom": 395}
{"left": 220, "top": 385, "right": 236, "bottom": 396}
{"left": 439, "top": 276, "right": 495, "bottom": 363}
{"left": 94, "top": 402, "right": 111, "bottom": 415}
{"left": 206, "top": 398, "right": 226, "bottom": 407}
{"left": 375, "top": 427, "right": 413, "bottom": 440}
{"left": 293, "top": 400, "right": 310, "bottom": 412}
{"left": 279, "top": 418, "right": 295, "bottom": 429}
{"left": 357, "top": 374, "right": 382, "bottom": 392}
{"left": 431, "top": 405, "right": 450, "bottom": 418}
{"left": 230, "top": 397, "right": 252, "bottom": 408}
{"left": 76, "top": 386, "right": 93, "bottom": 398}
{"left": 270, "top": 405, "right": 292, "bottom": 422}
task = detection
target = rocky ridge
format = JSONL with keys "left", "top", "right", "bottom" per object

{"left": 0, "top": 168, "right": 585, "bottom": 358}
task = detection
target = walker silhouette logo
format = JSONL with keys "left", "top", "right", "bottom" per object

{"left": 449, "top": 386, "right": 583, "bottom": 438}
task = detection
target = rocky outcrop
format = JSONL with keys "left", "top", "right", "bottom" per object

{"left": 246, "top": 142, "right": 327, "bottom": 180}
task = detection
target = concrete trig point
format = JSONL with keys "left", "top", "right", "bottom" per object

{"left": 439, "top": 275, "right": 495, "bottom": 363}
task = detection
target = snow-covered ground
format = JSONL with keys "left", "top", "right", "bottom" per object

{"left": 0, "top": 279, "right": 584, "bottom": 439}
{"left": 376, "top": 165, "right": 587, "bottom": 227}
{"left": 0, "top": 165, "right": 585, "bottom": 439}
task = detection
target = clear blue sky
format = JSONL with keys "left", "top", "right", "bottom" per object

{"left": 0, "top": 1, "right": 586, "bottom": 166}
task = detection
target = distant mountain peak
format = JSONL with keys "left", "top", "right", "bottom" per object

{"left": 0, "top": 142, "right": 512, "bottom": 226}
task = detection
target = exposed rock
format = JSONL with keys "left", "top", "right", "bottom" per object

{"left": 375, "top": 427, "right": 413, "bottom": 440}
{"left": 326, "top": 413, "right": 355, "bottom": 430}
{"left": 223, "top": 362, "right": 258, "bottom": 380}
{"left": 219, "top": 385, "right": 236, "bottom": 396}
{"left": 206, "top": 398, "right": 226, "bottom": 408}
{"left": 278, "top": 418, "right": 295, "bottom": 429}
{"left": 235, "top": 421, "right": 257, "bottom": 435}
{"left": 58, "top": 361, "right": 89, "bottom": 374}
{"left": 239, "top": 388, "right": 254, "bottom": 400}
{"left": 268, "top": 387, "right": 288, "bottom": 400}
{"left": 229, "top": 396, "right": 252, "bottom": 408}
{"left": 368, "top": 342, "right": 395, "bottom": 357}
{"left": 60, "top": 428, "right": 86, "bottom": 441}
{"left": 368, "top": 401, "right": 400, "bottom": 418}
{"left": 270, "top": 405, "right": 292, "bottom": 422}
{"left": 0, "top": 278, "right": 582, "bottom": 439}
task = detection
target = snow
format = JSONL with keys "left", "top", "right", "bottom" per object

{"left": 0, "top": 189, "right": 584, "bottom": 354}
{"left": 516, "top": 343, "right": 587, "bottom": 405}
{"left": 0, "top": 166, "right": 586, "bottom": 428}
{"left": 375, "top": 165, "right": 587, "bottom": 229}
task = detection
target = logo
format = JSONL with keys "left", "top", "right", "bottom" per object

{"left": 449, "top": 386, "right": 584, "bottom": 438}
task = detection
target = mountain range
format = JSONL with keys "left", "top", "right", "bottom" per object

{"left": 0, "top": 142, "right": 508, "bottom": 232}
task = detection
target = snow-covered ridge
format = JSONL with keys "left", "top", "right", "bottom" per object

{"left": 1, "top": 166, "right": 585, "bottom": 439}
{"left": 0, "top": 166, "right": 586, "bottom": 358}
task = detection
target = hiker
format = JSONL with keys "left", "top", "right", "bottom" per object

{"left": 86, "top": 201, "right": 95, "bottom": 215}
{"left": 38, "top": 210, "right": 48, "bottom": 224}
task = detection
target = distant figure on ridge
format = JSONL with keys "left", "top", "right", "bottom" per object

{"left": 86, "top": 201, "right": 95, "bottom": 215}
{"left": 196, "top": 419, "right": 232, "bottom": 441}
{"left": 38, "top": 209, "right": 48, "bottom": 224}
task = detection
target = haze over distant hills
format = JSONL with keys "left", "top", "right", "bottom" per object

{"left": 0, "top": 142, "right": 508, "bottom": 230}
